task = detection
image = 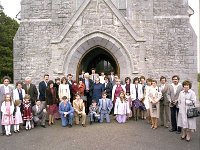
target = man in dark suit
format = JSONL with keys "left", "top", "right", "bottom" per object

{"left": 67, "top": 74, "right": 75, "bottom": 103}
{"left": 39, "top": 74, "right": 49, "bottom": 105}
{"left": 22, "top": 77, "right": 38, "bottom": 106}
{"left": 103, "top": 76, "right": 113, "bottom": 99}
{"left": 83, "top": 73, "right": 94, "bottom": 114}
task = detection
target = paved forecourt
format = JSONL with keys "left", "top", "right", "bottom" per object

{"left": 0, "top": 117, "right": 199, "bottom": 150}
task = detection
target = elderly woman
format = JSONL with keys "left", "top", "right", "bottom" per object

{"left": 148, "top": 80, "right": 162, "bottom": 129}
{"left": 92, "top": 78, "right": 104, "bottom": 104}
{"left": 177, "top": 80, "right": 197, "bottom": 142}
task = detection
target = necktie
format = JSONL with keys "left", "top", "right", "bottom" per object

{"left": 38, "top": 106, "right": 40, "bottom": 112}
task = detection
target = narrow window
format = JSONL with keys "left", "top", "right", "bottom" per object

{"left": 118, "top": 0, "right": 127, "bottom": 16}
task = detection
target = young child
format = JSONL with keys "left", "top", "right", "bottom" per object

{"left": 114, "top": 91, "right": 130, "bottom": 123}
{"left": 125, "top": 92, "right": 132, "bottom": 120}
{"left": 13, "top": 100, "right": 23, "bottom": 133}
{"left": 99, "top": 92, "right": 113, "bottom": 123}
{"left": 23, "top": 94, "right": 33, "bottom": 130}
{"left": 89, "top": 100, "right": 100, "bottom": 124}
{"left": 1, "top": 94, "right": 14, "bottom": 136}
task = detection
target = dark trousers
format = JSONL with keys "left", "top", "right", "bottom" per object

{"left": 0, "top": 112, "right": 5, "bottom": 134}
{"left": 170, "top": 106, "right": 181, "bottom": 131}
{"left": 85, "top": 91, "right": 92, "bottom": 114}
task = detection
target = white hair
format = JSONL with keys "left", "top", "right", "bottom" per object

{"left": 25, "top": 76, "right": 32, "bottom": 81}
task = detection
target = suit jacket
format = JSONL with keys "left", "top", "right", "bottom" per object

{"left": 83, "top": 78, "right": 94, "bottom": 96}
{"left": 39, "top": 81, "right": 47, "bottom": 101}
{"left": 167, "top": 83, "right": 183, "bottom": 107}
{"left": 32, "top": 104, "right": 46, "bottom": 116}
{"left": 0, "top": 85, "right": 13, "bottom": 108}
{"left": 98, "top": 98, "right": 113, "bottom": 113}
{"left": 22, "top": 83, "right": 38, "bottom": 105}
{"left": 73, "top": 99, "right": 85, "bottom": 113}
{"left": 158, "top": 84, "right": 170, "bottom": 105}
{"left": 90, "top": 73, "right": 99, "bottom": 82}
{"left": 108, "top": 75, "right": 115, "bottom": 85}
{"left": 103, "top": 82, "right": 113, "bottom": 98}
{"left": 13, "top": 88, "right": 26, "bottom": 102}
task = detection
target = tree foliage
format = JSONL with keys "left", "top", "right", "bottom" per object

{"left": 0, "top": 7, "right": 19, "bottom": 82}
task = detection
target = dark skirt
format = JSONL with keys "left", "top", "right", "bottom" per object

{"left": 48, "top": 104, "right": 57, "bottom": 115}
{"left": 133, "top": 99, "right": 146, "bottom": 111}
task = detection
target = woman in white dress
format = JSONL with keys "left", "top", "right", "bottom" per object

{"left": 148, "top": 80, "right": 162, "bottom": 129}
{"left": 177, "top": 80, "right": 196, "bottom": 142}
{"left": 143, "top": 78, "right": 152, "bottom": 122}
{"left": 58, "top": 77, "right": 70, "bottom": 101}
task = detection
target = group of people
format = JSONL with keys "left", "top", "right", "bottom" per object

{"left": 0, "top": 69, "right": 198, "bottom": 142}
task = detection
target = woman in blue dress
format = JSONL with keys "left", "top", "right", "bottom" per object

{"left": 92, "top": 78, "right": 104, "bottom": 104}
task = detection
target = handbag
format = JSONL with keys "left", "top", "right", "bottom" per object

{"left": 186, "top": 99, "right": 200, "bottom": 118}
{"left": 187, "top": 107, "right": 199, "bottom": 118}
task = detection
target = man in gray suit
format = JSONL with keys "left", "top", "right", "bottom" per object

{"left": 90, "top": 68, "right": 99, "bottom": 82}
{"left": 32, "top": 99, "right": 47, "bottom": 128}
{"left": 0, "top": 76, "right": 13, "bottom": 135}
{"left": 167, "top": 75, "right": 183, "bottom": 133}
{"left": 159, "top": 76, "right": 170, "bottom": 128}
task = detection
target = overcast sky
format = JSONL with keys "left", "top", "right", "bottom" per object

{"left": 0, "top": 0, "right": 199, "bottom": 70}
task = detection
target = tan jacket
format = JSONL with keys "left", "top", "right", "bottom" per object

{"left": 73, "top": 99, "right": 85, "bottom": 113}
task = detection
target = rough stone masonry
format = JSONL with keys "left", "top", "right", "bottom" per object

{"left": 14, "top": 0, "right": 197, "bottom": 92}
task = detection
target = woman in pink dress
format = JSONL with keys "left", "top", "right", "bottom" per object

{"left": 14, "top": 100, "right": 23, "bottom": 133}
{"left": 1, "top": 94, "right": 14, "bottom": 136}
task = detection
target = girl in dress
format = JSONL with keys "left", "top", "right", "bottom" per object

{"left": 13, "top": 100, "right": 23, "bottom": 133}
{"left": 23, "top": 94, "right": 32, "bottom": 130}
{"left": 1, "top": 94, "right": 14, "bottom": 136}
{"left": 114, "top": 91, "right": 130, "bottom": 123}
{"left": 125, "top": 92, "right": 132, "bottom": 120}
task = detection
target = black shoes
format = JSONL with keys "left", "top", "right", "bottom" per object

{"left": 169, "top": 129, "right": 177, "bottom": 132}
{"left": 41, "top": 125, "right": 46, "bottom": 128}
{"left": 68, "top": 124, "right": 72, "bottom": 128}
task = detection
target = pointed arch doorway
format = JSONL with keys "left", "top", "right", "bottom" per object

{"left": 77, "top": 46, "right": 120, "bottom": 79}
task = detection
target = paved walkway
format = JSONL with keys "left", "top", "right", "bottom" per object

{"left": 0, "top": 117, "right": 199, "bottom": 150}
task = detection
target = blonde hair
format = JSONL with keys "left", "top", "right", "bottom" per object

{"left": 24, "top": 94, "right": 30, "bottom": 100}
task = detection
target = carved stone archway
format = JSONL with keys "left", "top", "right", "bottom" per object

{"left": 63, "top": 31, "right": 134, "bottom": 80}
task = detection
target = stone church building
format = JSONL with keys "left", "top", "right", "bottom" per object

{"left": 14, "top": 0, "right": 197, "bottom": 88}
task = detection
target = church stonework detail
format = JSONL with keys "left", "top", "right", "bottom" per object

{"left": 14, "top": 0, "right": 197, "bottom": 90}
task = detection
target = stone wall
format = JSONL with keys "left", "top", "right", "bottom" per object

{"left": 14, "top": 0, "right": 197, "bottom": 92}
